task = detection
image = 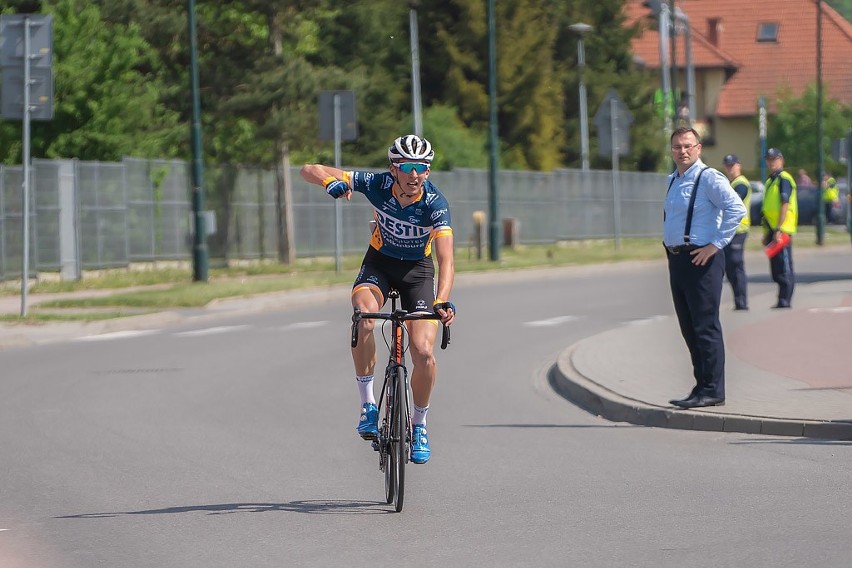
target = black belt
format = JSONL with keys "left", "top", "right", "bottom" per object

{"left": 664, "top": 244, "right": 700, "bottom": 254}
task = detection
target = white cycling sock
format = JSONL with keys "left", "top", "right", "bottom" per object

{"left": 412, "top": 403, "right": 429, "bottom": 426}
{"left": 356, "top": 375, "right": 375, "bottom": 406}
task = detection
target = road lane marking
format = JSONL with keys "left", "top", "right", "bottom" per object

{"left": 809, "top": 307, "right": 852, "bottom": 314}
{"left": 625, "top": 315, "right": 669, "bottom": 326}
{"left": 76, "top": 330, "right": 159, "bottom": 342}
{"left": 275, "top": 321, "right": 328, "bottom": 331}
{"left": 176, "top": 325, "right": 249, "bottom": 337}
{"left": 523, "top": 316, "right": 580, "bottom": 327}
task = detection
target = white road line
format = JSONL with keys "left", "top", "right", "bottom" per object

{"left": 0, "top": 528, "right": 8, "bottom": 532}
{"left": 275, "top": 321, "right": 329, "bottom": 331}
{"left": 808, "top": 307, "right": 852, "bottom": 314}
{"left": 625, "top": 315, "right": 669, "bottom": 326}
{"left": 76, "top": 330, "right": 159, "bottom": 342}
{"left": 176, "top": 325, "right": 250, "bottom": 337}
{"left": 523, "top": 315, "right": 580, "bottom": 327}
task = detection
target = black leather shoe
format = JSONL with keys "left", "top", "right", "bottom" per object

{"left": 671, "top": 395, "right": 725, "bottom": 409}
{"left": 668, "top": 392, "right": 697, "bottom": 406}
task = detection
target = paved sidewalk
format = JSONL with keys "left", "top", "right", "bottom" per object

{"left": 551, "top": 274, "right": 852, "bottom": 440}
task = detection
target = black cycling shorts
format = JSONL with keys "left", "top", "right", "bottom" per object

{"left": 352, "top": 247, "right": 435, "bottom": 313}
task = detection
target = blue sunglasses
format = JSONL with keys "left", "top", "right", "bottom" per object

{"left": 396, "top": 162, "right": 429, "bottom": 174}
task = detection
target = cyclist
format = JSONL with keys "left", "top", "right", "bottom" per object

{"left": 300, "top": 135, "right": 456, "bottom": 464}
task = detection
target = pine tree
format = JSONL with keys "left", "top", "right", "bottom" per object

{"left": 421, "top": 0, "right": 565, "bottom": 170}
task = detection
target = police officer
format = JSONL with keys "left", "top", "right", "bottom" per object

{"left": 722, "top": 154, "right": 751, "bottom": 311}
{"left": 762, "top": 148, "right": 797, "bottom": 308}
{"left": 823, "top": 174, "right": 839, "bottom": 224}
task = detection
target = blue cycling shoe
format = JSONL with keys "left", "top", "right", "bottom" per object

{"left": 411, "top": 424, "right": 430, "bottom": 464}
{"left": 357, "top": 403, "right": 379, "bottom": 440}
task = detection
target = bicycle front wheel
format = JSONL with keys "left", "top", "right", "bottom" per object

{"left": 382, "top": 381, "right": 395, "bottom": 504}
{"left": 391, "top": 367, "right": 408, "bottom": 512}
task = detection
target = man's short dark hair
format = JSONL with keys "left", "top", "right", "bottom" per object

{"left": 670, "top": 127, "right": 701, "bottom": 144}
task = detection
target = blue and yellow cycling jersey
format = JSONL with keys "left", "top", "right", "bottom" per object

{"left": 348, "top": 171, "right": 452, "bottom": 260}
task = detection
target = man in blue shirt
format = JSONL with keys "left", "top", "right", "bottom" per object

{"left": 663, "top": 127, "right": 746, "bottom": 409}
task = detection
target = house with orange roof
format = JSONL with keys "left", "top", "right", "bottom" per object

{"left": 626, "top": 0, "right": 852, "bottom": 171}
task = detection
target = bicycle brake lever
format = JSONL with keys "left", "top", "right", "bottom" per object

{"left": 351, "top": 309, "right": 361, "bottom": 348}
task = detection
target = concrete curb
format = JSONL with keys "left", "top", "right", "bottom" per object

{"left": 550, "top": 343, "right": 852, "bottom": 441}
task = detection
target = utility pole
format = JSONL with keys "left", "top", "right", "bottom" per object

{"left": 668, "top": 0, "right": 677, "bottom": 128}
{"left": 487, "top": 0, "right": 499, "bottom": 261}
{"left": 569, "top": 22, "right": 593, "bottom": 171}
{"left": 815, "top": 0, "right": 825, "bottom": 245}
{"left": 409, "top": 1, "right": 423, "bottom": 136}
{"left": 187, "top": 0, "right": 208, "bottom": 281}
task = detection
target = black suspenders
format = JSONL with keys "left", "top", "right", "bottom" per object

{"left": 666, "top": 167, "right": 709, "bottom": 244}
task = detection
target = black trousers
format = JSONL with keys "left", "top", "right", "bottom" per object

{"left": 667, "top": 250, "right": 726, "bottom": 398}
{"left": 768, "top": 239, "right": 795, "bottom": 307}
{"left": 723, "top": 232, "right": 748, "bottom": 309}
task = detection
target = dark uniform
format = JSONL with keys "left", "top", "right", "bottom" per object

{"left": 723, "top": 168, "right": 751, "bottom": 310}
{"left": 762, "top": 165, "right": 797, "bottom": 308}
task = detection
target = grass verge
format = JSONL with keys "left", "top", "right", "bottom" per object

{"left": 1, "top": 226, "right": 848, "bottom": 322}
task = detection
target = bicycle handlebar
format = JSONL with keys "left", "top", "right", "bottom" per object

{"left": 351, "top": 309, "right": 451, "bottom": 350}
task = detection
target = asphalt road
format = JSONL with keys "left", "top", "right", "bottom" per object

{"left": 1, "top": 252, "right": 850, "bottom": 568}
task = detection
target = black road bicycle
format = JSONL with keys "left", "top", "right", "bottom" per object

{"left": 350, "top": 290, "right": 450, "bottom": 512}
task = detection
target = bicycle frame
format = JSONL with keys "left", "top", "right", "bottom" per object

{"left": 350, "top": 290, "right": 450, "bottom": 511}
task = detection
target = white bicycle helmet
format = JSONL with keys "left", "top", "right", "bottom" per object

{"left": 388, "top": 135, "right": 434, "bottom": 163}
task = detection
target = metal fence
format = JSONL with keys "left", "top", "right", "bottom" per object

{"left": 0, "top": 157, "right": 668, "bottom": 280}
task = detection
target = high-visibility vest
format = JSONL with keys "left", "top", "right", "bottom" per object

{"left": 762, "top": 170, "right": 798, "bottom": 234}
{"left": 824, "top": 177, "right": 839, "bottom": 203}
{"left": 731, "top": 174, "right": 751, "bottom": 233}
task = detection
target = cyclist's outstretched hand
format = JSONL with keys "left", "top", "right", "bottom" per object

{"left": 433, "top": 300, "right": 456, "bottom": 325}
{"left": 323, "top": 178, "right": 351, "bottom": 200}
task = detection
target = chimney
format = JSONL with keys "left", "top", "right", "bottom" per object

{"left": 707, "top": 17, "right": 722, "bottom": 49}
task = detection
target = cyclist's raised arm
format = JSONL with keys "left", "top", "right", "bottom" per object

{"left": 300, "top": 164, "right": 349, "bottom": 185}
{"left": 300, "top": 164, "right": 353, "bottom": 200}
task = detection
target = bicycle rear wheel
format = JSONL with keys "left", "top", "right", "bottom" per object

{"left": 391, "top": 367, "right": 408, "bottom": 512}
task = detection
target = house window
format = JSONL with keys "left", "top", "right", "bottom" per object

{"left": 757, "top": 22, "right": 779, "bottom": 42}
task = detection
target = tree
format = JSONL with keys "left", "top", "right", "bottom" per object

{"left": 826, "top": 0, "right": 852, "bottom": 22}
{"left": 766, "top": 84, "right": 852, "bottom": 176}
{"left": 421, "top": 0, "right": 565, "bottom": 171}
{"left": 556, "top": 0, "right": 667, "bottom": 172}
{"left": 422, "top": 104, "right": 489, "bottom": 170}
{"left": 0, "top": 0, "right": 182, "bottom": 163}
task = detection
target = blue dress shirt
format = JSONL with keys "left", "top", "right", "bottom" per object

{"left": 663, "top": 160, "right": 746, "bottom": 250}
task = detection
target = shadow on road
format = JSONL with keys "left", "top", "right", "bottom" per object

{"left": 462, "top": 423, "right": 632, "bottom": 429}
{"left": 748, "top": 272, "right": 852, "bottom": 284}
{"left": 57, "top": 500, "right": 392, "bottom": 519}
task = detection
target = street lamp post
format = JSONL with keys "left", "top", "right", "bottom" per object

{"left": 569, "top": 22, "right": 593, "bottom": 171}
{"left": 187, "top": 0, "right": 208, "bottom": 282}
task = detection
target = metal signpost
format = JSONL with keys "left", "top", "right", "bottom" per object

{"left": 594, "top": 90, "right": 633, "bottom": 251}
{"left": 1, "top": 14, "right": 53, "bottom": 317}
{"left": 832, "top": 131, "right": 852, "bottom": 241}
{"left": 319, "top": 90, "right": 357, "bottom": 273}
{"left": 758, "top": 96, "right": 767, "bottom": 184}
